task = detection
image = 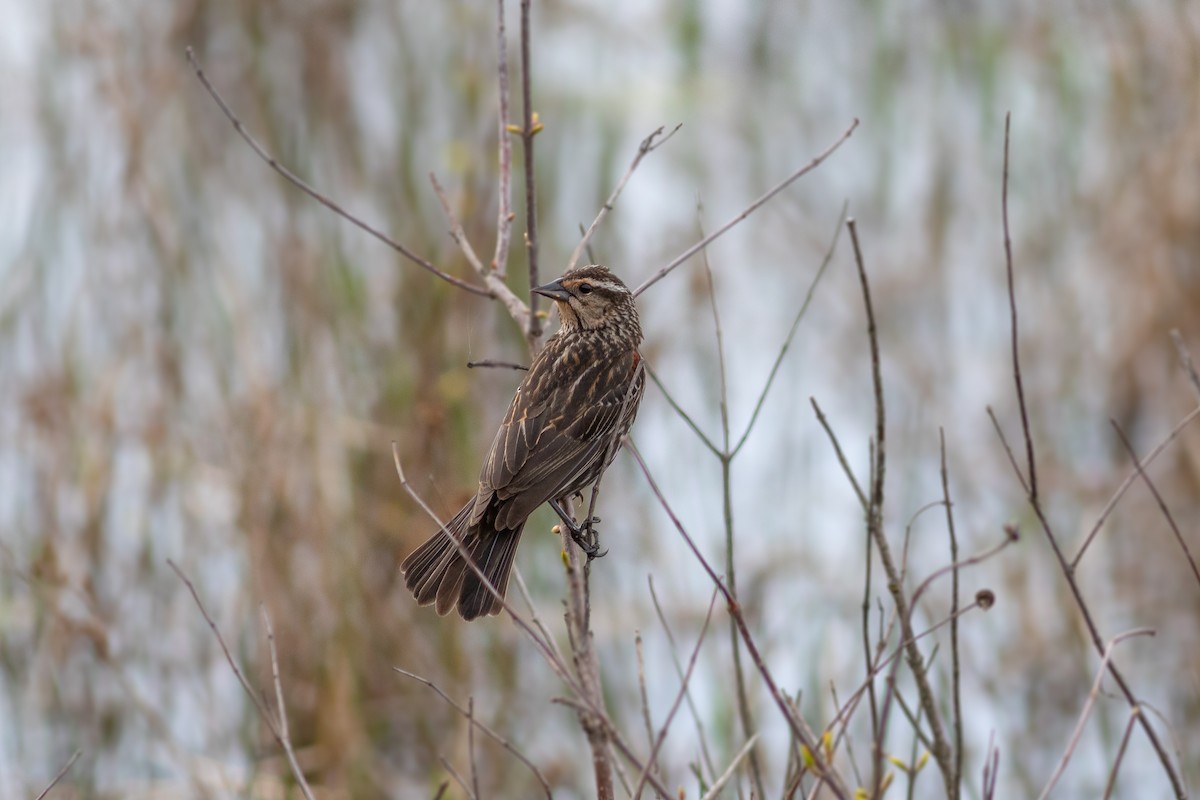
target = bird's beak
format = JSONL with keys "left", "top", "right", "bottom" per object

{"left": 532, "top": 279, "right": 570, "bottom": 301}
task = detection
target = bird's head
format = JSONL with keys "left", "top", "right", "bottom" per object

{"left": 532, "top": 265, "right": 641, "bottom": 341}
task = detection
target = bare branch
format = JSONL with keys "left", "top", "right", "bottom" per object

{"left": 1101, "top": 712, "right": 1141, "bottom": 800}
{"left": 731, "top": 200, "right": 847, "bottom": 457}
{"left": 1071, "top": 405, "right": 1200, "bottom": 566}
{"left": 1000, "top": 112, "right": 1038, "bottom": 501}
{"left": 467, "top": 359, "right": 529, "bottom": 371}
{"left": 810, "top": 397, "right": 868, "bottom": 510}
{"left": 700, "top": 734, "right": 760, "bottom": 800}
{"left": 260, "top": 606, "right": 313, "bottom": 800}
{"left": 518, "top": 0, "right": 542, "bottom": 340}
{"left": 632, "top": 588, "right": 719, "bottom": 799}
{"left": 567, "top": 124, "right": 682, "bottom": 273}
{"left": 634, "top": 117, "right": 859, "bottom": 296}
{"left": 941, "top": 429, "right": 964, "bottom": 800}
{"left": 34, "top": 750, "right": 81, "bottom": 800}
{"left": 184, "top": 47, "right": 488, "bottom": 298}
{"left": 1037, "top": 628, "right": 1157, "bottom": 800}
{"left": 626, "top": 439, "right": 850, "bottom": 800}
{"left": 492, "top": 0, "right": 514, "bottom": 276}
{"left": 992, "top": 115, "right": 1187, "bottom": 798}
{"left": 1110, "top": 420, "right": 1200, "bottom": 590}
{"left": 429, "top": 173, "right": 532, "bottom": 335}
{"left": 168, "top": 561, "right": 316, "bottom": 800}
{"left": 648, "top": 577, "right": 719, "bottom": 783}
{"left": 395, "top": 668, "right": 554, "bottom": 798}
{"left": 645, "top": 363, "right": 723, "bottom": 458}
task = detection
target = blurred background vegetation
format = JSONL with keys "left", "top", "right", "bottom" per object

{"left": 2, "top": 0, "right": 1199, "bottom": 797}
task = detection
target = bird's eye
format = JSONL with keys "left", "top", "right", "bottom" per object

{"left": 578, "top": 283, "right": 593, "bottom": 295}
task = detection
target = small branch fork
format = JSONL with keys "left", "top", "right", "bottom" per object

{"left": 168, "top": 561, "right": 317, "bottom": 800}
{"left": 990, "top": 112, "right": 1187, "bottom": 799}
{"left": 634, "top": 118, "right": 859, "bottom": 296}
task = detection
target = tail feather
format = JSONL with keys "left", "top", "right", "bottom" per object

{"left": 401, "top": 502, "right": 524, "bottom": 621}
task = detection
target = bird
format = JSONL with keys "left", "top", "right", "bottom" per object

{"left": 401, "top": 264, "right": 646, "bottom": 620}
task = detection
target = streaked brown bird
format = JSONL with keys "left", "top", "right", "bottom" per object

{"left": 401, "top": 264, "right": 646, "bottom": 620}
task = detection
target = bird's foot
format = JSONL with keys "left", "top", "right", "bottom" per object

{"left": 548, "top": 499, "right": 607, "bottom": 560}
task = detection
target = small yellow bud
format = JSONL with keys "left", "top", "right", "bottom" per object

{"left": 887, "top": 755, "right": 909, "bottom": 773}
{"left": 915, "top": 751, "right": 930, "bottom": 771}
{"left": 800, "top": 745, "right": 815, "bottom": 769}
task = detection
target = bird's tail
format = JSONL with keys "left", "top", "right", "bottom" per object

{"left": 401, "top": 502, "right": 524, "bottom": 621}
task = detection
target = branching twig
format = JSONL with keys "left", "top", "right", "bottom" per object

{"left": 991, "top": 113, "right": 1187, "bottom": 799}
{"left": 731, "top": 200, "right": 847, "bottom": 457}
{"left": 184, "top": 48, "right": 488, "bottom": 298}
{"left": 846, "top": 216, "right": 954, "bottom": 798}
{"left": 634, "top": 118, "right": 859, "bottom": 296}
{"left": 1071, "top": 405, "right": 1200, "bottom": 566}
{"left": 1110, "top": 420, "right": 1200, "bottom": 590}
{"left": 168, "top": 561, "right": 316, "bottom": 800}
{"left": 648, "top": 577, "right": 719, "bottom": 783}
{"left": 632, "top": 589, "right": 718, "bottom": 799}
{"left": 626, "top": 439, "right": 849, "bottom": 800}
{"left": 1036, "top": 628, "right": 1156, "bottom": 800}
{"left": 567, "top": 124, "right": 682, "bottom": 272}
{"left": 395, "top": 668, "right": 553, "bottom": 799}
{"left": 429, "top": 173, "right": 532, "bottom": 336}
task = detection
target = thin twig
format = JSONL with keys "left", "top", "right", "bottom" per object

{"left": 981, "top": 734, "right": 999, "bottom": 800}
{"left": 731, "top": 200, "right": 847, "bottom": 457}
{"left": 645, "top": 364, "right": 723, "bottom": 457}
{"left": 1071, "top": 405, "right": 1200, "bottom": 567}
{"left": 518, "top": 0, "right": 542, "bottom": 340}
{"left": 941, "top": 430, "right": 964, "bottom": 800}
{"left": 700, "top": 232, "right": 766, "bottom": 800}
{"left": 34, "top": 750, "right": 81, "bottom": 800}
{"left": 1036, "top": 628, "right": 1156, "bottom": 800}
{"left": 847, "top": 216, "right": 954, "bottom": 798}
{"left": 492, "top": 0, "right": 513, "bottom": 276}
{"left": 1171, "top": 329, "right": 1200, "bottom": 399}
{"left": 392, "top": 444, "right": 574, "bottom": 688}
{"left": 395, "top": 668, "right": 554, "bottom": 799}
{"left": 429, "top": 173, "right": 533, "bottom": 335}
{"left": 1001, "top": 112, "right": 1037, "bottom": 502}
{"left": 261, "top": 606, "right": 312, "bottom": 800}
{"left": 432, "top": 780, "right": 450, "bottom": 800}
{"left": 184, "top": 47, "right": 487, "bottom": 298}
{"left": 633, "top": 589, "right": 719, "bottom": 799}
{"left": 168, "top": 561, "right": 316, "bottom": 800}
{"left": 1110, "top": 420, "right": 1200, "bottom": 590}
{"left": 1101, "top": 711, "right": 1140, "bottom": 800}
{"left": 635, "top": 633, "right": 657, "bottom": 752}
{"left": 700, "top": 734, "right": 761, "bottom": 800}
{"left": 467, "top": 359, "right": 529, "bottom": 371}
{"left": 991, "top": 115, "right": 1187, "bottom": 798}
{"left": 810, "top": 398, "right": 868, "bottom": 510}
{"left": 567, "top": 124, "right": 682, "bottom": 272}
{"left": 626, "top": 439, "right": 849, "bottom": 800}
{"left": 468, "top": 697, "right": 481, "bottom": 800}
{"left": 634, "top": 118, "right": 859, "bottom": 296}
{"left": 648, "top": 577, "right": 719, "bottom": 783}
{"left": 439, "top": 755, "right": 477, "bottom": 800}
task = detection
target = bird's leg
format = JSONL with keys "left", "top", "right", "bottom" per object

{"left": 548, "top": 498, "right": 606, "bottom": 560}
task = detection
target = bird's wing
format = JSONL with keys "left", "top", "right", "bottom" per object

{"left": 476, "top": 347, "right": 642, "bottom": 529}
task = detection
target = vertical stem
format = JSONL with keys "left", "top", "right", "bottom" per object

{"left": 519, "top": 0, "right": 542, "bottom": 341}
{"left": 560, "top": 503, "right": 615, "bottom": 800}
{"left": 703, "top": 257, "right": 765, "bottom": 799}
